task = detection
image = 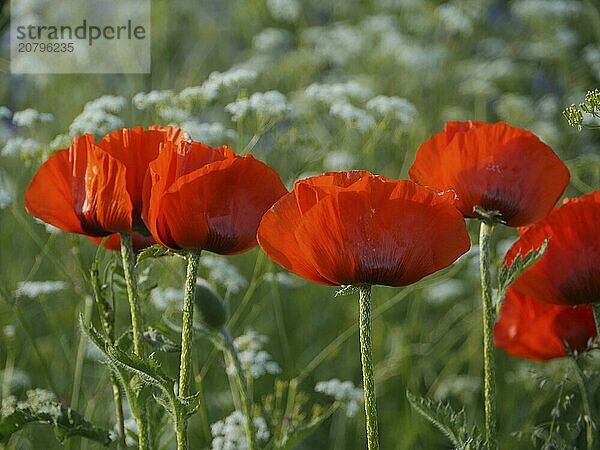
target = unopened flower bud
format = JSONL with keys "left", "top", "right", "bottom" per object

{"left": 194, "top": 278, "right": 228, "bottom": 329}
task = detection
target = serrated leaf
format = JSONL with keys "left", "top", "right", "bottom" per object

{"left": 135, "top": 244, "right": 174, "bottom": 266}
{"left": 80, "top": 316, "right": 179, "bottom": 419}
{"left": 0, "top": 390, "right": 111, "bottom": 445}
{"left": 144, "top": 326, "right": 181, "bottom": 353}
{"left": 497, "top": 239, "right": 548, "bottom": 300}
{"left": 406, "top": 391, "right": 483, "bottom": 450}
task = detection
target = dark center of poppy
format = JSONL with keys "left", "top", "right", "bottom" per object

{"left": 559, "top": 267, "right": 600, "bottom": 305}
{"left": 478, "top": 189, "right": 520, "bottom": 223}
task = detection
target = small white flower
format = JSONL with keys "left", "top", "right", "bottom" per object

{"left": 329, "top": 102, "right": 375, "bottom": 133}
{"left": 180, "top": 121, "right": 236, "bottom": 145}
{"left": 14, "top": 280, "right": 67, "bottom": 299}
{"left": 12, "top": 108, "right": 54, "bottom": 127}
{"left": 227, "top": 330, "right": 281, "bottom": 379}
{"left": 315, "top": 379, "right": 363, "bottom": 417}
{"left": 253, "top": 28, "right": 291, "bottom": 52}
{"left": 201, "top": 255, "right": 247, "bottom": 293}
{"left": 323, "top": 150, "right": 356, "bottom": 171}
{"left": 2, "top": 137, "right": 41, "bottom": 156}
{"left": 211, "top": 411, "right": 270, "bottom": 449}
{"left": 0, "top": 106, "right": 11, "bottom": 120}
{"left": 0, "top": 188, "right": 11, "bottom": 209}
{"left": 267, "top": 0, "right": 301, "bottom": 22}
{"left": 424, "top": 279, "right": 467, "bottom": 304}
{"left": 366, "top": 96, "right": 417, "bottom": 123}
{"left": 150, "top": 287, "right": 183, "bottom": 311}
{"left": 157, "top": 106, "right": 191, "bottom": 122}
{"left": 304, "top": 81, "right": 373, "bottom": 105}
{"left": 226, "top": 91, "right": 288, "bottom": 122}
{"left": 68, "top": 96, "right": 127, "bottom": 137}
{"left": 132, "top": 90, "right": 173, "bottom": 110}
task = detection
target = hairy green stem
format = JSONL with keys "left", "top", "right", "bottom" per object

{"left": 176, "top": 251, "right": 201, "bottom": 450}
{"left": 358, "top": 285, "right": 379, "bottom": 450}
{"left": 573, "top": 358, "right": 594, "bottom": 450}
{"left": 479, "top": 221, "right": 497, "bottom": 450}
{"left": 222, "top": 327, "right": 256, "bottom": 450}
{"left": 90, "top": 250, "right": 126, "bottom": 449}
{"left": 592, "top": 304, "right": 600, "bottom": 337}
{"left": 119, "top": 233, "right": 149, "bottom": 450}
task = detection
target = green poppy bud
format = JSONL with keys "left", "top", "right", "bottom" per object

{"left": 194, "top": 278, "right": 228, "bottom": 330}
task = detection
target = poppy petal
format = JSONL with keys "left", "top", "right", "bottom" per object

{"left": 409, "top": 122, "right": 570, "bottom": 226}
{"left": 24, "top": 149, "right": 84, "bottom": 234}
{"left": 70, "top": 135, "right": 132, "bottom": 235}
{"left": 494, "top": 288, "right": 596, "bottom": 361}
{"left": 506, "top": 190, "right": 600, "bottom": 305}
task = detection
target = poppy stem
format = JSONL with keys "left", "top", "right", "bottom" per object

{"left": 479, "top": 221, "right": 497, "bottom": 450}
{"left": 358, "top": 285, "right": 379, "bottom": 450}
{"left": 176, "top": 250, "right": 201, "bottom": 450}
{"left": 593, "top": 304, "right": 600, "bottom": 337}
{"left": 90, "top": 245, "right": 127, "bottom": 449}
{"left": 119, "top": 233, "right": 150, "bottom": 450}
{"left": 572, "top": 357, "right": 594, "bottom": 450}
{"left": 222, "top": 326, "right": 256, "bottom": 450}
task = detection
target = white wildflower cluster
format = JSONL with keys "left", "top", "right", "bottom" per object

{"left": 2, "top": 137, "right": 42, "bottom": 157}
{"left": 436, "top": 2, "right": 480, "bottom": 35}
{"left": 0, "top": 368, "right": 31, "bottom": 392}
{"left": 323, "top": 150, "right": 357, "bottom": 171}
{"left": 423, "top": 279, "right": 467, "bottom": 304}
{"left": 201, "top": 255, "right": 248, "bottom": 294}
{"left": 227, "top": 330, "right": 281, "bottom": 379}
{"left": 263, "top": 271, "right": 304, "bottom": 288}
{"left": 1, "top": 395, "right": 17, "bottom": 417}
{"left": 434, "top": 375, "right": 480, "bottom": 402}
{"left": 226, "top": 91, "right": 288, "bottom": 122}
{"left": 12, "top": 108, "right": 54, "bottom": 127}
{"left": 211, "top": 411, "right": 270, "bottom": 450}
{"left": 365, "top": 96, "right": 417, "bottom": 123}
{"left": 315, "top": 379, "right": 363, "bottom": 417}
{"left": 253, "top": 28, "right": 291, "bottom": 53}
{"left": 14, "top": 280, "right": 67, "bottom": 299}
{"left": 132, "top": 90, "right": 174, "bottom": 110}
{"left": 0, "top": 187, "right": 11, "bottom": 209}
{"left": 180, "top": 69, "right": 258, "bottom": 105}
{"left": 511, "top": 0, "right": 582, "bottom": 21}
{"left": 304, "top": 81, "right": 373, "bottom": 105}
{"left": 24, "top": 389, "right": 61, "bottom": 417}
{"left": 179, "top": 121, "right": 236, "bottom": 145}
{"left": 302, "top": 24, "right": 364, "bottom": 65}
{"left": 150, "top": 287, "right": 183, "bottom": 311}
{"left": 267, "top": 0, "right": 301, "bottom": 22}
{"left": 329, "top": 102, "right": 375, "bottom": 133}
{"left": 156, "top": 106, "right": 192, "bottom": 123}
{"left": 0, "top": 106, "right": 11, "bottom": 120}
{"left": 69, "top": 95, "right": 127, "bottom": 136}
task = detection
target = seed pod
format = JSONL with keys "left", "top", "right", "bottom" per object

{"left": 194, "top": 278, "right": 228, "bottom": 329}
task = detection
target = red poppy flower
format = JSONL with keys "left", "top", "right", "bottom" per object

{"left": 25, "top": 126, "right": 185, "bottom": 237}
{"left": 257, "top": 171, "right": 471, "bottom": 287}
{"left": 408, "top": 121, "right": 570, "bottom": 227}
{"left": 505, "top": 190, "right": 600, "bottom": 306}
{"left": 494, "top": 288, "right": 596, "bottom": 361}
{"left": 142, "top": 140, "right": 287, "bottom": 254}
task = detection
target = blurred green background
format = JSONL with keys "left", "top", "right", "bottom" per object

{"left": 1, "top": 0, "right": 600, "bottom": 448}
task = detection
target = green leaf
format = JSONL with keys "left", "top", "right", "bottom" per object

{"left": 144, "top": 326, "right": 181, "bottom": 353}
{"left": 497, "top": 239, "right": 548, "bottom": 300}
{"left": 135, "top": 244, "right": 177, "bottom": 266}
{"left": 80, "top": 316, "right": 179, "bottom": 418}
{"left": 406, "top": 391, "right": 483, "bottom": 450}
{"left": 0, "top": 389, "right": 111, "bottom": 445}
